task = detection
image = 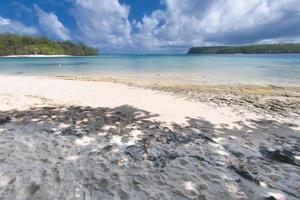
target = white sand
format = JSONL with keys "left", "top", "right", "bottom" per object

{"left": 0, "top": 75, "right": 255, "bottom": 127}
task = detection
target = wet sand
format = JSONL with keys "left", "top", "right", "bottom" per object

{"left": 0, "top": 75, "right": 299, "bottom": 200}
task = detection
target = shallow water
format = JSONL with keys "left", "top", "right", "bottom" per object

{"left": 0, "top": 54, "right": 300, "bottom": 86}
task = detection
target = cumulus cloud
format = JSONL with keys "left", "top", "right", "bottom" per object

{"left": 34, "top": 5, "right": 71, "bottom": 40}
{"left": 200, "top": 0, "right": 300, "bottom": 43}
{"left": 62, "top": 0, "right": 300, "bottom": 52}
{"left": 0, "top": 16, "right": 37, "bottom": 35}
{"left": 132, "top": 0, "right": 300, "bottom": 52}
{"left": 71, "top": 0, "right": 132, "bottom": 52}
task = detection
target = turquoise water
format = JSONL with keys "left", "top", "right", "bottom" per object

{"left": 0, "top": 54, "right": 300, "bottom": 86}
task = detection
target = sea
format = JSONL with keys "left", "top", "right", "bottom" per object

{"left": 0, "top": 54, "right": 300, "bottom": 86}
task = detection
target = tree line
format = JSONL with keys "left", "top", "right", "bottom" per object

{"left": 0, "top": 33, "right": 99, "bottom": 56}
{"left": 188, "top": 43, "right": 300, "bottom": 54}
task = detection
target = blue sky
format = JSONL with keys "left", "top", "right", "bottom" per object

{"left": 1, "top": 0, "right": 300, "bottom": 53}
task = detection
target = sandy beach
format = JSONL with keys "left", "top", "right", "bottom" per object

{"left": 0, "top": 75, "right": 299, "bottom": 200}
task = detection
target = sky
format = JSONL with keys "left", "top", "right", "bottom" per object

{"left": 0, "top": 0, "right": 300, "bottom": 53}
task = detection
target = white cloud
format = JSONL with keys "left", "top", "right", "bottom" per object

{"left": 71, "top": 0, "right": 132, "bottom": 52}
{"left": 132, "top": 0, "right": 300, "bottom": 51}
{"left": 68, "top": 0, "right": 300, "bottom": 52}
{"left": 34, "top": 5, "right": 71, "bottom": 40}
{"left": 0, "top": 16, "right": 37, "bottom": 35}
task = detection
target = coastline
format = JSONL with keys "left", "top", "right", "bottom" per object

{"left": 49, "top": 74, "right": 300, "bottom": 119}
{"left": 2, "top": 73, "right": 300, "bottom": 123}
{"left": 0, "top": 74, "right": 299, "bottom": 199}
{"left": 1, "top": 55, "right": 72, "bottom": 58}
{"left": 50, "top": 74, "right": 300, "bottom": 95}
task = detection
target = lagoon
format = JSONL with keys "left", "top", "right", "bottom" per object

{"left": 0, "top": 54, "right": 300, "bottom": 86}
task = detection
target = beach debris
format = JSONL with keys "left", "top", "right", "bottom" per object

{"left": 259, "top": 146, "right": 297, "bottom": 166}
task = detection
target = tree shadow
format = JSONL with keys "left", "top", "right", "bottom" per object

{"left": 0, "top": 105, "right": 299, "bottom": 200}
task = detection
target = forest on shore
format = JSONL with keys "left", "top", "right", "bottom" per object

{"left": 188, "top": 43, "right": 300, "bottom": 54}
{"left": 0, "top": 34, "right": 99, "bottom": 56}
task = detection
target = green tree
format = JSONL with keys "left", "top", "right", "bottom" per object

{"left": 0, "top": 33, "right": 99, "bottom": 56}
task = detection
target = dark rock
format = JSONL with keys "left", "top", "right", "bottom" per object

{"left": 224, "top": 145, "right": 244, "bottom": 158}
{"left": 167, "top": 152, "right": 179, "bottom": 160}
{"left": 101, "top": 145, "right": 113, "bottom": 153}
{"left": 188, "top": 155, "right": 216, "bottom": 166}
{"left": 61, "top": 128, "right": 82, "bottom": 137}
{"left": 199, "top": 134, "right": 216, "bottom": 144}
{"left": 61, "top": 128, "right": 73, "bottom": 135}
{"left": 265, "top": 196, "right": 277, "bottom": 200}
{"left": 89, "top": 145, "right": 113, "bottom": 156}
{"left": 259, "top": 146, "right": 297, "bottom": 165}
{"left": 153, "top": 156, "right": 167, "bottom": 168}
{"left": 0, "top": 116, "right": 11, "bottom": 125}
{"left": 188, "top": 155, "right": 206, "bottom": 162}
{"left": 125, "top": 145, "right": 146, "bottom": 161}
{"left": 151, "top": 151, "right": 179, "bottom": 168}
{"left": 229, "top": 165, "right": 260, "bottom": 185}
{"left": 28, "top": 182, "right": 40, "bottom": 195}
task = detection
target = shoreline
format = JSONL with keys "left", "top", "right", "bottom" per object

{"left": 1, "top": 74, "right": 300, "bottom": 120}
{"left": 1, "top": 55, "right": 72, "bottom": 58}
{"left": 50, "top": 74, "right": 300, "bottom": 119}
{"left": 7, "top": 72, "right": 300, "bottom": 88}
{"left": 50, "top": 74, "right": 300, "bottom": 96}
{"left": 1, "top": 74, "right": 299, "bottom": 124}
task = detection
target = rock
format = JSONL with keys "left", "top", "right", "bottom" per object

{"left": 28, "top": 182, "right": 40, "bottom": 195}
{"left": 224, "top": 145, "right": 244, "bottom": 158}
{"left": 188, "top": 155, "right": 206, "bottom": 162}
{"left": 151, "top": 152, "right": 179, "bottom": 168}
{"left": 229, "top": 165, "right": 260, "bottom": 185}
{"left": 89, "top": 145, "right": 113, "bottom": 156}
{"left": 229, "top": 136, "right": 237, "bottom": 140}
{"left": 0, "top": 116, "right": 11, "bottom": 125}
{"left": 148, "top": 125, "right": 156, "bottom": 129}
{"left": 61, "top": 128, "right": 73, "bottom": 135}
{"left": 101, "top": 145, "right": 113, "bottom": 153}
{"left": 259, "top": 146, "right": 297, "bottom": 166}
{"left": 125, "top": 145, "right": 146, "bottom": 161}
{"left": 265, "top": 196, "right": 277, "bottom": 200}
{"left": 188, "top": 155, "right": 216, "bottom": 166}
{"left": 61, "top": 128, "right": 82, "bottom": 137}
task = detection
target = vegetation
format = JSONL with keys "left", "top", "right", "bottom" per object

{"left": 0, "top": 33, "right": 99, "bottom": 56}
{"left": 188, "top": 43, "right": 300, "bottom": 54}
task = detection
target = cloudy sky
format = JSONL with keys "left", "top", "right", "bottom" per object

{"left": 1, "top": 0, "right": 300, "bottom": 53}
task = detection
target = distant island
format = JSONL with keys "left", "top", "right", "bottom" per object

{"left": 0, "top": 33, "right": 99, "bottom": 56}
{"left": 188, "top": 43, "right": 300, "bottom": 54}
